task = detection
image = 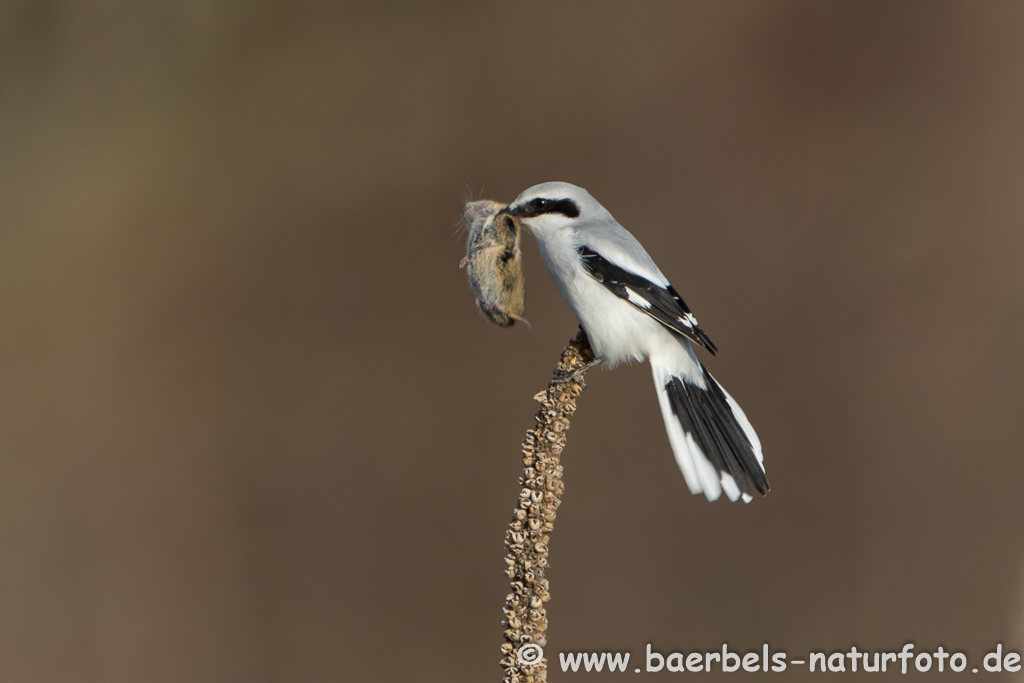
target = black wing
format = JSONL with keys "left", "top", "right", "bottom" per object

{"left": 578, "top": 246, "right": 717, "bottom": 354}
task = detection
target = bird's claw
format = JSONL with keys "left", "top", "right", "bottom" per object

{"left": 550, "top": 359, "right": 603, "bottom": 387}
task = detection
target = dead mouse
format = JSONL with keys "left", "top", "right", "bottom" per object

{"left": 460, "top": 199, "right": 528, "bottom": 328}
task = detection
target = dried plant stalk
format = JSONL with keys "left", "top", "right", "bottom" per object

{"left": 500, "top": 328, "right": 594, "bottom": 683}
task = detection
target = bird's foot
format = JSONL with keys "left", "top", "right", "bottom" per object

{"left": 551, "top": 358, "right": 603, "bottom": 387}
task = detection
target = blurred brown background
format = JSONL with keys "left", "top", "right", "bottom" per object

{"left": 3, "top": 1, "right": 1024, "bottom": 681}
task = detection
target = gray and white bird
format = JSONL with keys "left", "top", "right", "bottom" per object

{"left": 508, "top": 181, "right": 768, "bottom": 503}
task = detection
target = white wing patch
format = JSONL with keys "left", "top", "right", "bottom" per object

{"left": 626, "top": 288, "right": 652, "bottom": 309}
{"left": 676, "top": 313, "right": 699, "bottom": 329}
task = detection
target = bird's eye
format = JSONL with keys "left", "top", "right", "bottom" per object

{"left": 533, "top": 198, "right": 549, "bottom": 211}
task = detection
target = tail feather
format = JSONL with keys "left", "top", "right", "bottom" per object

{"left": 653, "top": 362, "right": 769, "bottom": 503}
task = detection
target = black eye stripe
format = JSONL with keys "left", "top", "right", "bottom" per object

{"left": 547, "top": 198, "right": 579, "bottom": 217}
{"left": 518, "top": 197, "right": 580, "bottom": 218}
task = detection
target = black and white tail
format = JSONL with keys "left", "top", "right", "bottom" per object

{"left": 652, "top": 359, "right": 769, "bottom": 503}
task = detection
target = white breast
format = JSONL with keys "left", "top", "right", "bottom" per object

{"left": 534, "top": 229, "right": 698, "bottom": 375}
